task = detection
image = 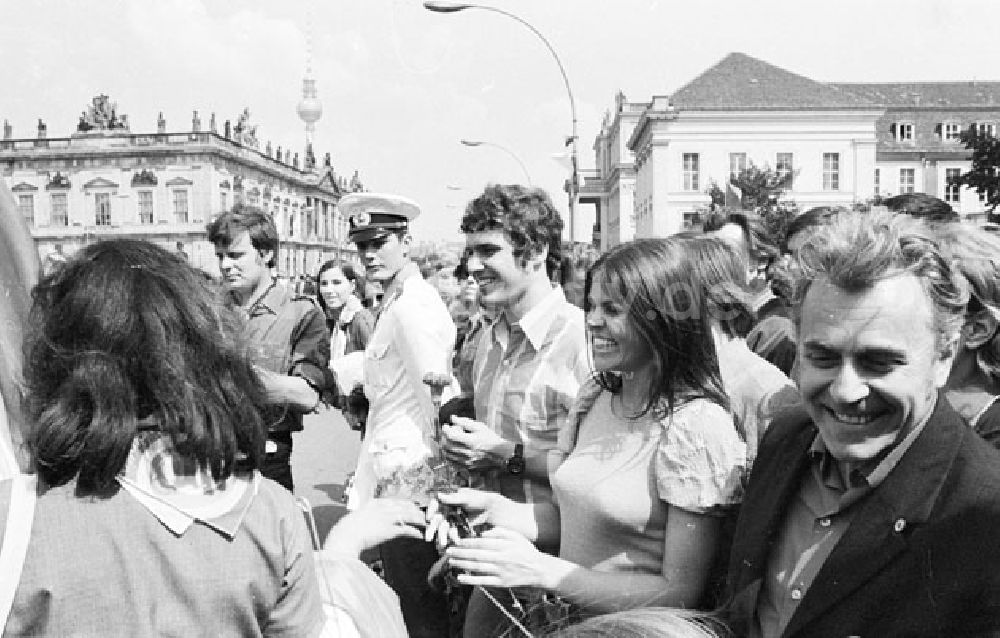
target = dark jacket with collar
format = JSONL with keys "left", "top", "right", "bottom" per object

{"left": 243, "top": 279, "right": 333, "bottom": 434}
{"left": 725, "top": 397, "right": 1000, "bottom": 637}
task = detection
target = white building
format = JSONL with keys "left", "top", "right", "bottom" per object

{"left": 582, "top": 53, "right": 1000, "bottom": 249}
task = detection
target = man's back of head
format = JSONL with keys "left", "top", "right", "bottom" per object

{"left": 883, "top": 193, "right": 960, "bottom": 224}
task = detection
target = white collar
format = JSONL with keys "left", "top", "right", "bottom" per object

{"left": 116, "top": 431, "right": 259, "bottom": 539}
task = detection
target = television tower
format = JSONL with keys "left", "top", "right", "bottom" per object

{"left": 296, "top": 4, "right": 322, "bottom": 170}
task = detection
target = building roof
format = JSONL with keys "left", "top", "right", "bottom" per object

{"left": 670, "top": 52, "right": 875, "bottom": 110}
{"left": 832, "top": 82, "right": 1000, "bottom": 108}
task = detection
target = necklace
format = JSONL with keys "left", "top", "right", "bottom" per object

{"left": 610, "top": 393, "right": 646, "bottom": 421}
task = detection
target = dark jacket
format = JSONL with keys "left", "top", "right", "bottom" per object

{"left": 725, "top": 397, "right": 1000, "bottom": 637}
{"left": 244, "top": 280, "right": 333, "bottom": 434}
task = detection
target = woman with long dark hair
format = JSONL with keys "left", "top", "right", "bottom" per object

{"left": 316, "top": 260, "right": 375, "bottom": 361}
{"left": 431, "top": 237, "right": 747, "bottom": 636}
{"left": 0, "top": 239, "right": 419, "bottom": 636}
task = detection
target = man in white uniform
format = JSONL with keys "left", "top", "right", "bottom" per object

{"left": 340, "top": 192, "right": 455, "bottom": 638}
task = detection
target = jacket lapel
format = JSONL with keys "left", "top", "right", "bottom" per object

{"left": 729, "top": 417, "right": 816, "bottom": 608}
{"left": 782, "top": 399, "right": 965, "bottom": 637}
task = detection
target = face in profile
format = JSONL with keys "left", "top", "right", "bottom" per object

{"left": 713, "top": 223, "right": 768, "bottom": 291}
{"left": 585, "top": 276, "right": 648, "bottom": 375}
{"left": 433, "top": 268, "right": 460, "bottom": 301}
{"left": 357, "top": 233, "right": 409, "bottom": 282}
{"left": 458, "top": 274, "right": 479, "bottom": 305}
{"left": 318, "top": 266, "right": 355, "bottom": 310}
{"left": 797, "top": 273, "right": 954, "bottom": 463}
{"left": 214, "top": 231, "right": 271, "bottom": 295}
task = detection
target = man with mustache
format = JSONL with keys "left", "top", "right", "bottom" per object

{"left": 726, "top": 209, "right": 1000, "bottom": 637}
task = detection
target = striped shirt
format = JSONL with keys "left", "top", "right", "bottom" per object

{"left": 473, "top": 285, "right": 589, "bottom": 504}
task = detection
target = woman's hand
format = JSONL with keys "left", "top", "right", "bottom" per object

{"left": 444, "top": 527, "right": 564, "bottom": 590}
{"left": 322, "top": 498, "right": 425, "bottom": 558}
{"left": 424, "top": 487, "right": 502, "bottom": 549}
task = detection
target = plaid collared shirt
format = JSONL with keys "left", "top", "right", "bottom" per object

{"left": 473, "top": 285, "right": 589, "bottom": 504}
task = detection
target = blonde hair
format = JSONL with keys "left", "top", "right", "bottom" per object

{"left": 543, "top": 608, "right": 730, "bottom": 638}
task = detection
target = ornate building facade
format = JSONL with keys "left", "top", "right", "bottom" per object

{"left": 582, "top": 53, "right": 1000, "bottom": 249}
{"left": 1, "top": 95, "right": 362, "bottom": 276}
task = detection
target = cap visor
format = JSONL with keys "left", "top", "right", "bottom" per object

{"left": 349, "top": 228, "right": 392, "bottom": 244}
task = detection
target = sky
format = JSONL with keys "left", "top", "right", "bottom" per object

{"left": 2, "top": 0, "right": 999, "bottom": 245}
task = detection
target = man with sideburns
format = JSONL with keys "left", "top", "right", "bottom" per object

{"left": 207, "top": 206, "right": 334, "bottom": 492}
{"left": 726, "top": 210, "right": 1000, "bottom": 637}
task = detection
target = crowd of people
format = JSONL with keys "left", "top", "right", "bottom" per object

{"left": 2, "top": 179, "right": 1000, "bottom": 637}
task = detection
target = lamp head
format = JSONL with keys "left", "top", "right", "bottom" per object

{"left": 423, "top": 1, "right": 471, "bottom": 13}
{"left": 460, "top": 139, "right": 483, "bottom": 147}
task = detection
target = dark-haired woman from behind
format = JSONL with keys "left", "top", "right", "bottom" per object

{"left": 431, "top": 237, "right": 747, "bottom": 636}
{"left": 0, "top": 239, "right": 410, "bottom": 636}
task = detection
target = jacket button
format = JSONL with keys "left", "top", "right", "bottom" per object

{"left": 894, "top": 518, "right": 906, "bottom": 533}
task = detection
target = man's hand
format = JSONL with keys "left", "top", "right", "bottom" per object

{"left": 441, "top": 417, "right": 511, "bottom": 470}
{"left": 322, "top": 498, "right": 425, "bottom": 558}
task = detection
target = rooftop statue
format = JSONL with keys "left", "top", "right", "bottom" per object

{"left": 235, "top": 107, "right": 259, "bottom": 149}
{"left": 77, "top": 94, "right": 130, "bottom": 133}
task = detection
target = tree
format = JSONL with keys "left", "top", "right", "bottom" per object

{"left": 729, "top": 161, "right": 794, "bottom": 211}
{"left": 705, "top": 180, "right": 726, "bottom": 210}
{"left": 728, "top": 162, "right": 798, "bottom": 245}
{"left": 953, "top": 127, "right": 1000, "bottom": 219}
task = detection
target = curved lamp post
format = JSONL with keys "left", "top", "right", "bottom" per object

{"left": 461, "top": 139, "right": 532, "bottom": 184}
{"left": 424, "top": 0, "right": 578, "bottom": 241}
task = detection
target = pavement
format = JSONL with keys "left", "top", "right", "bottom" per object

{"left": 292, "top": 405, "right": 364, "bottom": 543}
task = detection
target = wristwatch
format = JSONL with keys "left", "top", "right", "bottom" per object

{"left": 505, "top": 443, "right": 525, "bottom": 475}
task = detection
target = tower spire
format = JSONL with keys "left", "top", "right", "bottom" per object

{"left": 296, "top": 0, "right": 322, "bottom": 170}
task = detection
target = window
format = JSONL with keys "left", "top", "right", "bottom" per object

{"left": 943, "top": 123, "right": 962, "bottom": 142}
{"left": 776, "top": 153, "right": 793, "bottom": 188}
{"left": 137, "top": 191, "right": 154, "bottom": 224}
{"left": 682, "top": 211, "right": 703, "bottom": 231}
{"left": 286, "top": 207, "right": 293, "bottom": 236}
{"left": 945, "top": 168, "right": 961, "bottom": 203}
{"left": 974, "top": 122, "right": 997, "bottom": 138}
{"left": 220, "top": 191, "right": 228, "bottom": 212}
{"left": 50, "top": 193, "right": 68, "bottom": 226}
{"left": 893, "top": 122, "right": 914, "bottom": 143}
{"left": 874, "top": 168, "right": 880, "bottom": 195}
{"left": 17, "top": 194, "right": 34, "bottom": 225}
{"left": 729, "top": 152, "right": 747, "bottom": 179}
{"left": 899, "top": 168, "right": 916, "bottom": 194}
{"left": 683, "top": 153, "right": 699, "bottom": 191}
{"left": 172, "top": 189, "right": 189, "bottom": 223}
{"left": 95, "top": 193, "right": 111, "bottom": 226}
{"left": 823, "top": 153, "right": 840, "bottom": 191}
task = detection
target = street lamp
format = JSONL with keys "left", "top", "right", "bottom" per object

{"left": 424, "top": 0, "right": 578, "bottom": 242}
{"left": 460, "top": 139, "right": 532, "bottom": 184}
